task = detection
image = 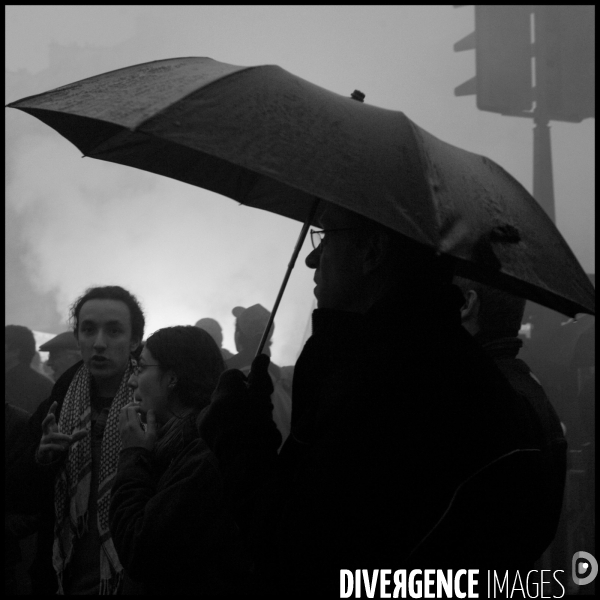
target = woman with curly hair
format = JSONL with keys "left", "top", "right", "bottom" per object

{"left": 109, "top": 326, "right": 250, "bottom": 595}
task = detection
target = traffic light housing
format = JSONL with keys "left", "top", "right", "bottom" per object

{"left": 454, "top": 5, "right": 595, "bottom": 123}
{"left": 535, "top": 5, "right": 595, "bottom": 123}
{"left": 454, "top": 5, "right": 533, "bottom": 116}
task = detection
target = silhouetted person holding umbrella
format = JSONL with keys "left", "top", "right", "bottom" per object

{"left": 200, "top": 203, "right": 563, "bottom": 596}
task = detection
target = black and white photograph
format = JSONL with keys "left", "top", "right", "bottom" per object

{"left": 5, "top": 6, "right": 595, "bottom": 597}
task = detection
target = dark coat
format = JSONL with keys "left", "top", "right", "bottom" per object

{"left": 5, "top": 363, "right": 53, "bottom": 415}
{"left": 209, "top": 286, "right": 560, "bottom": 596}
{"left": 5, "top": 403, "right": 38, "bottom": 572}
{"left": 227, "top": 349, "right": 292, "bottom": 446}
{"left": 8, "top": 361, "right": 84, "bottom": 505}
{"left": 109, "top": 416, "right": 251, "bottom": 595}
{"left": 481, "top": 335, "right": 567, "bottom": 553}
{"left": 6, "top": 361, "right": 83, "bottom": 594}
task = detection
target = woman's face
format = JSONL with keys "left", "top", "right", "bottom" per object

{"left": 127, "top": 346, "right": 172, "bottom": 423}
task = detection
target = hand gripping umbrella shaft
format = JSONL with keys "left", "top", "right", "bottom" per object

{"left": 256, "top": 198, "right": 320, "bottom": 357}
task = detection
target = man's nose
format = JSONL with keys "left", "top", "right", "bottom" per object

{"left": 93, "top": 331, "right": 107, "bottom": 348}
{"left": 305, "top": 245, "right": 321, "bottom": 269}
{"left": 127, "top": 374, "right": 137, "bottom": 389}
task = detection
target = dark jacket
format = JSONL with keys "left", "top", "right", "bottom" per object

{"left": 5, "top": 363, "right": 53, "bottom": 415}
{"left": 227, "top": 349, "right": 292, "bottom": 446}
{"left": 7, "top": 361, "right": 83, "bottom": 594}
{"left": 208, "top": 286, "right": 559, "bottom": 596}
{"left": 480, "top": 335, "right": 567, "bottom": 552}
{"left": 5, "top": 403, "right": 38, "bottom": 575}
{"left": 109, "top": 414, "right": 250, "bottom": 595}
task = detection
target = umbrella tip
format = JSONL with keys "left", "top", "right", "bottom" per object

{"left": 350, "top": 90, "right": 365, "bottom": 103}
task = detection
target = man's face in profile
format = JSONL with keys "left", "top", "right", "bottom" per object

{"left": 305, "top": 204, "right": 369, "bottom": 312}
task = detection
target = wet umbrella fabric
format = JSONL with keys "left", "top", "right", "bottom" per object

{"left": 7, "top": 57, "right": 594, "bottom": 317}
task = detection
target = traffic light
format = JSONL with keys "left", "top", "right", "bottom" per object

{"left": 454, "top": 6, "right": 595, "bottom": 123}
{"left": 535, "top": 5, "right": 595, "bottom": 123}
{"left": 454, "top": 6, "right": 533, "bottom": 116}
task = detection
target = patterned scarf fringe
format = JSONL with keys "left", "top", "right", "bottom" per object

{"left": 100, "top": 541, "right": 125, "bottom": 595}
{"left": 99, "top": 572, "right": 124, "bottom": 596}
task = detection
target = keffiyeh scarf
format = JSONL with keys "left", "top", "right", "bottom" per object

{"left": 53, "top": 361, "right": 134, "bottom": 594}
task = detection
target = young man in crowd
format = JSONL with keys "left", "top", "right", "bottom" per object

{"left": 8, "top": 286, "right": 144, "bottom": 594}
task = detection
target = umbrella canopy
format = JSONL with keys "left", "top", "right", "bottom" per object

{"left": 7, "top": 57, "right": 594, "bottom": 317}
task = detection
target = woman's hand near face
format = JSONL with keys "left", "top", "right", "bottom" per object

{"left": 119, "top": 402, "right": 158, "bottom": 451}
{"left": 37, "top": 401, "right": 88, "bottom": 464}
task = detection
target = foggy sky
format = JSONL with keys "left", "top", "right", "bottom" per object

{"left": 5, "top": 6, "right": 595, "bottom": 365}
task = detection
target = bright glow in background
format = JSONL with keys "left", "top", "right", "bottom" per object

{"left": 5, "top": 6, "right": 595, "bottom": 365}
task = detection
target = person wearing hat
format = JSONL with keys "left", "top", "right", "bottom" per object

{"left": 228, "top": 305, "right": 273, "bottom": 365}
{"left": 227, "top": 304, "right": 291, "bottom": 446}
{"left": 39, "top": 332, "right": 82, "bottom": 382}
{"left": 5, "top": 325, "right": 54, "bottom": 415}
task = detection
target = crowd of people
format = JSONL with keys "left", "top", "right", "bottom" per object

{"left": 5, "top": 202, "right": 594, "bottom": 595}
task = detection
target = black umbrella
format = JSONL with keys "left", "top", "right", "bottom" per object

{"left": 7, "top": 57, "right": 595, "bottom": 324}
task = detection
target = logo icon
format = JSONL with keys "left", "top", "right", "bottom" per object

{"left": 572, "top": 551, "right": 598, "bottom": 586}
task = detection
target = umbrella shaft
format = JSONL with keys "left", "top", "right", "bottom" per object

{"left": 256, "top": 198, "right": 320, "bottom": 357}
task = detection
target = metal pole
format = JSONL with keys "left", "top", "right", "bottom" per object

{"left": 533, "top": 110, "right": 556, "bottom": 223}
{"left": 532, "top": 6, "right": 556, "bottom": 224}
{"left": 256, "top": 197, "right": 320, "bottom": 357}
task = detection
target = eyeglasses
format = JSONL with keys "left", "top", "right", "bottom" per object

{"left": 132, "top": 363, "right": 161, "bottom": 376}
{"left": 310, "top": 228, "right": 357, "bottom": 250}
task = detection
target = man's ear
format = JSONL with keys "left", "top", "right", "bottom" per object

{"left": 460, "top": 290, "right": 479, "bottom": 324}
{"left": 362, "top": 231, "right": 391, "bottom": 275}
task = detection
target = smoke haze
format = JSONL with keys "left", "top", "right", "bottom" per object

{"left": 5, "top": 6, "right": 594, "bottom": 365}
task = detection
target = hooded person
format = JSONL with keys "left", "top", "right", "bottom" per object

{"left": 200, "top": 203, "right": 565, "bottom": 596}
